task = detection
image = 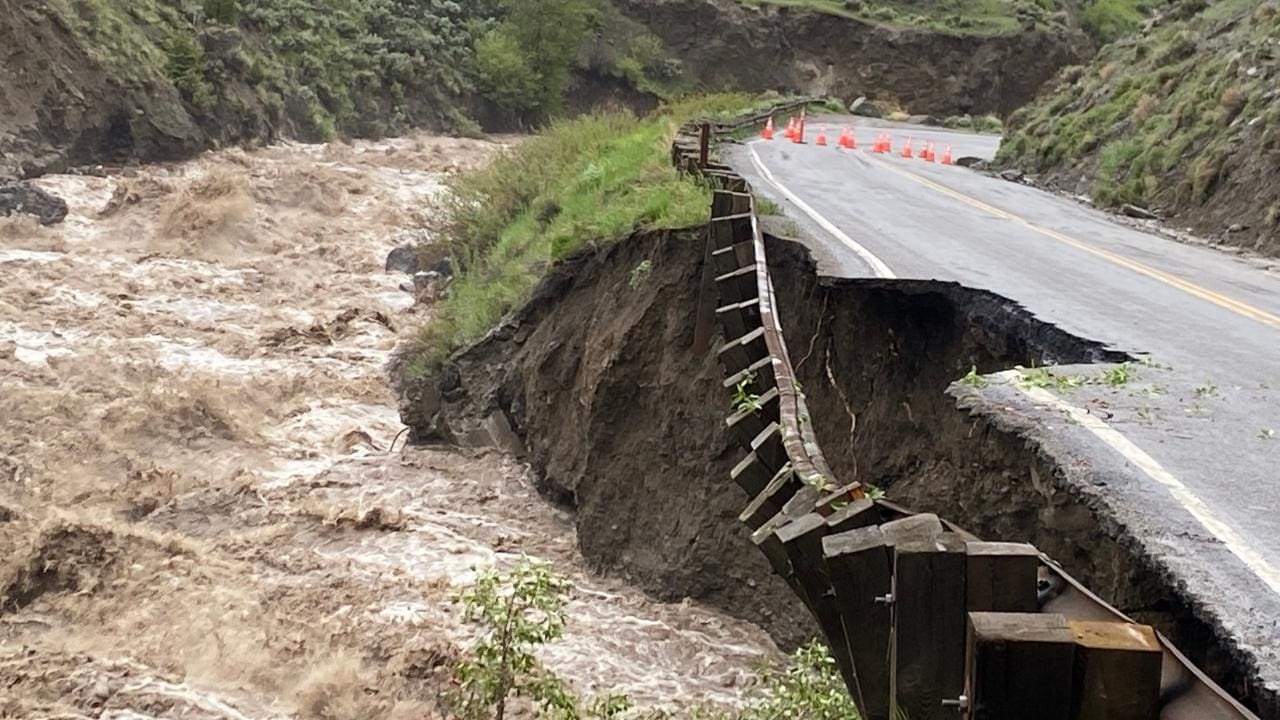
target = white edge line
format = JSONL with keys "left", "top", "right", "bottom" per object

{"left": 745, "top": 142, "right": 896, "bottom": 280}
{"left": 992, "top": 369, "right": 1280, "bottom": 596}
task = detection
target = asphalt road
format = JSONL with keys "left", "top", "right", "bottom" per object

{"left": 727, "top": 116, "right": 1280, "bottom": 699}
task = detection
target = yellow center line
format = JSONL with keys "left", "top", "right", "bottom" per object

{"left": 867, "top": 156, "right": 1280, "bottom": 329}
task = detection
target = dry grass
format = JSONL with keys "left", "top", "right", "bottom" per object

{"left": 1133, "top": 93, "right": 1159, "bottom": 123}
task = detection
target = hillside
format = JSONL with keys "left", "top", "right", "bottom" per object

{"left": 997, "top": 0, "right": 1280, "bottom": 256}
{"left": 0, "top": 0, "right": 677, "bottom": 179}
{"left": 618, "top": 0, "right": 1094, "bottom": 116}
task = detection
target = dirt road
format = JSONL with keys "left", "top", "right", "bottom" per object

{"left": 0, "top": 135, "right": 778, "bottom": 718}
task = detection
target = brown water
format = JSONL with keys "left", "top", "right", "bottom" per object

{"left": 0, "top": 135, "right": 779, "bottom": 719}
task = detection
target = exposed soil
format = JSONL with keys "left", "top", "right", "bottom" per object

{"left": 616, "top": 0, "right": 1090, "bottom": 116}
{"left": 399, "top": 219, "right": 1269, "bottom": 714}
{"left": 397, "top": 229, "right": 817, "bottom": 651}
{"left": 0, "top": 136, "right": 781, "bottom": 719}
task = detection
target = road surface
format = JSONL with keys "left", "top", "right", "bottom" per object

{"left": 727, "top": 116, "right": 1280, "bottom": 701}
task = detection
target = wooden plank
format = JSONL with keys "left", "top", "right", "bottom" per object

{"left": 739, "top": 458, "right": 795, "bottom": 530}
{"left": 751, "top": 512, "right": 795, "bottom": 581}
{"left": 711, "top": 190, "right": 752, "bottom": 217}
{"left": 777, "top": 514, "right": 860, "bottom": 696}
{"left": 730, "top": 451, "right": 775, "bottom": 497}
{"left": 892, "top": 532, "right": 967, "bottom": 720}
{"left": 966, "top": 612, "right": 1075, "bottom": 720}
{"left": 965, "top": 542, "right": 1040, "bottom": 613}
{"left": 823, "top": 525, "right": 893, "bottom": 720}
{"left": 825, "top": 497, "right": 880, "bottom": 533}
{"left": 1069, "top": 621, "right": 1163, "bottom": 720}
{"left": 879, "top": 513, "right": 943, "bottom": 546}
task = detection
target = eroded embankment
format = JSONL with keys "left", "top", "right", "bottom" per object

{"left": 402, "top": 222, "right": 1271, "bottom": 714}
{"left": 764, "top": 235, "right": 1272, "bottom": 716}
{"left": 398, "top": 228, "right": 816, "bottom": 649}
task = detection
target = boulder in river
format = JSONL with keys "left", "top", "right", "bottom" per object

{"left": 385, "top": 243, "right": 421, "bottom": 274}
{"left": 0, "top": 182, "right": 68, "bottom": 225}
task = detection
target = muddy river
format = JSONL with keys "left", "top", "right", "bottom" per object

{"left": 0, "top": 134, "right": 779, "bottom": 718}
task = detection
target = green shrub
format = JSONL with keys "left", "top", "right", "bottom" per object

{"left": 203, "top": 0, "right": 239, "bottom": 24}
{"left": 1083, "top": 0, "right": 1144, "bottom": 41}
{"left": 164, "top": 32, "right": 213, "bottom": 109}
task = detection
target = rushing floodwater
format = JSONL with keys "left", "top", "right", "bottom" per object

{"left": 0, "top": 135, "right": 780, "bottom": 719}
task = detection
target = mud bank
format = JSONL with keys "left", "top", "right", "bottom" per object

{"left": 764, "top": 236, "right": 1274, "bottom": 716}
{"left": 398, "top": 229, "right": 815, "bottom": 649}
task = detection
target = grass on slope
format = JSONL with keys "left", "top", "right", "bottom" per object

{"left": 738, "top": 0, "right": 1053, "bottom": 35}
{"left": 737, "top": 0, "right": 1149, "bottom": 38}
{"left": 401, "top": 94, "right": 762, "bottom": 376}
{"left": 997, "top": 0, "right": 1276, "bottom": 211}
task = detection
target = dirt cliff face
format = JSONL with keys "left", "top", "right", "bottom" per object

{"left": 616, "top": 0, "right": 1090, "bottom": 116}
{"left": 0, "top": 1, "right": 279, "bottom": 179}
{"left": 396, "top": 229, "right": 816, "bottom": 649}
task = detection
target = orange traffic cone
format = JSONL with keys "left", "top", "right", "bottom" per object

{"left": 816, "top": 129, "right": 828, "bottom": 147}
{"left": 923, "top": 142, "right": 935, "bottom": 162}
{"left": 762, "top": 117, "right": 775, "bottom": 141}
{"left": 838, "top": 128, "right": 855, "bottom": 150}
{"left": 784, "top": 117, "right": 795, "bottom": 140}
{"left": 901, "top": 138, "right": 913, "bottom": 159}
{"left": 941, "top": 145, "right": 954, "bottom": 165}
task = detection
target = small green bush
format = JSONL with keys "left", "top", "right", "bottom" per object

{"left": 203, "top": 0, "right": 239, "bottom": 24}
{"left": 164, "top": 32, "right": 213, "bottom": 109}
{"left": 1083, "top": 0, "right": 1144, "bottom": 42}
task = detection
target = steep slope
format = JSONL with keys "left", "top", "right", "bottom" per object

{"left": 997, "top": 0, "right": 1280, "bottom": 256}
{"left": 617, "top": 0, "right": 1091, "bottom": 115}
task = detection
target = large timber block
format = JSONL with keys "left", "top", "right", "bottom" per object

{"left": 748, "top": 421, "right": 786, "bottom": 472}
{"left": 717, "top": 326, "right": 767, "bottom": 376}
{"left": 714, "top": 264, "right": 759, "bottom": 306}
{"left": 726, "top": 387, "right": 781, "bottom": 447}
{"left": 823, "top": 525, "right": 893, "bottom": 720}
{"left": 965, "top": 612, "right": 1075, "bottom": 720}
{"left": 880, "top": 513, "right": 944, "bottom": 546}
{"left": 1069, "top": 621, "right": 1162, "bottom": 720}
{"left": 781, "top": 483, "right": 823, "bottom": 519}
{"left": 751, "top": 511, "right": 797, "bottom": 581}
{"left": 711, "top": 239, "right": 757, "bottom": 276}
{"left": 708, "top": 213, "right": 754, "bottom": 251}
{"left": 730, "top": 451, "right": 776, "bottom": 497}
{"left": 722, "top": 354, "right": 774, "bottom": 392}
{"left": 825, "top": 497, "right": 880, "bottom": 533}
{"left": 712, "top": 190, "right": 753, "bottom": 217}
{"left": 739, "top": 456, "right": 798, "bottom": 530}
{"left": 893, "top": 532, "right": 967, "bottom": 720}
{"left": 965, "top": 542, "right": 1040, "bottom": 613}
{"left": 777, "top": 513, "right": 860, "bottom": 696}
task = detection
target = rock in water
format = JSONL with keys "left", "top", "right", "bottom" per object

{"left": 385, "top": 244, "right": 420, "bottom": 274}
{"left": 0, "top": 182, "right": 68, "bottom": 225}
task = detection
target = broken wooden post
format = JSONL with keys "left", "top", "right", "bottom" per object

{"left": 892, "top": 531, "right": 967, "bottom": 720}
{"left": 965, "top": 612, "right": 1075, "bottom": 720}
{"left": 1069, "top": 621, "right": 1163, "bottom": 720}
{"left": 966, "top": 542, "right": 1040, "bottom": 613}
{"left": 823, "top": 525, "right": 893, "bottom": 720}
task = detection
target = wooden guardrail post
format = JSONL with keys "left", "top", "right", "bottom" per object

{"left": 965, "top": 612, "right": 1076, "bottom": 720}
{"left": 699, "top": 122, "right": 711, "bottom": 169}
{"left": 824, "top": 525, "right": 894, "bottom": 720}
{"left": 892, "top": 532, "right": 968, "bottom": 720}
{"left": 1069, "top": 621, "right": 1163, "bottom": 720}
{"left": 965, "top": 542, "right": 1040, "bottom": 613}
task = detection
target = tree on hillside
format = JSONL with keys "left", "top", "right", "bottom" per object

{"left": 476, "top": 0, "right": 601, "bottom": 121}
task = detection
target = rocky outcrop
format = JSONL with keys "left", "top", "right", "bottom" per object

{"left": 0, "top": 182, "right": 68, "bottom": 225}
{"left": 616, "top": 0, "right": 1090, "bottom": 116}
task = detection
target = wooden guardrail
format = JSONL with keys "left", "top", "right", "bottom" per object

{"left": 672, "top": 105, "right": 1259, "bottom": 720}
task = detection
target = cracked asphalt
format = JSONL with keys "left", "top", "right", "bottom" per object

{"left": 727, "top": 115, "right": 1280, "bottom": 710}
